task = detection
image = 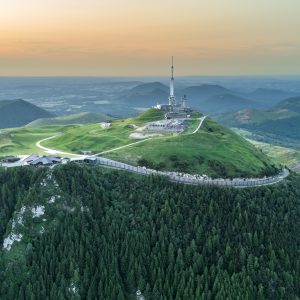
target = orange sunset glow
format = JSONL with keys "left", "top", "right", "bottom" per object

{"left": 1, "top": 0, "right": 300, "bottom": 76}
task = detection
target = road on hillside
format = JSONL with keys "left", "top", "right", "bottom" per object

{"left": 35, "top": 116, "right": 206, "bottom": 156}
{"left": 13, "top": 114, "right": 290, "bottom": 189}
{"left": 191, "top": 116, "right": 207, "bottom": 134}
{"left": 96, "top": 116, "right": 207, "bottom": 155}
{"left": 36, "top": 116, "right": 207, "bottom": 157}
{"left": 36, "top": 135, "right": 79, "bottom": 157}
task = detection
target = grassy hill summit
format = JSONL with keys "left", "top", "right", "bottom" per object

{"left": 0, "top": 99, "right": 53, "bottom": 129}
{"left": 0, "top": 107, "right": 278, "bottom": 178}
{"left": 41, "top": 108, "right": 277, "bottom": 178}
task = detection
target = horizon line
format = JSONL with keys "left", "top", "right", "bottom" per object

{"left": 1, "top": 74, "right": 300, "bottom": 78}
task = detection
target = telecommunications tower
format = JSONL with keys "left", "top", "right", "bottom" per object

{"left": 168, "top": 56, "right": 176, "bottom": 106}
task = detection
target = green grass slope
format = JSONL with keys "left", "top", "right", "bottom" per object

{"left": 41, "top": 109, "right": 201, "bottom": 154}
{"left": 105, "top": 118, "right": 276, "bottom": 178}
{"left": 0, "top": 108, "right": 277, "bottom": 178}
{"left": 233, "top": 128, "right": 300, "bottom": 173}
{"left": 42, "top": 109, "right": 167, "bottom": 154}
{"left": 26, "top": 112, "right": 112, "bottom": 127}
{"left": 0, "top": 109, "right": 165, "bottom": 157}
{"left": 0, "top": 125, "right": 75, "bottom": 156}
{"left": 133, "top": 108, "right": 166, "bottom": 122}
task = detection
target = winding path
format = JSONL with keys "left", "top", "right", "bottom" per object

{"left": 34, "top": 116, "right": 290, "bottom": 187}
{"left": 37, "top": 116, "right": 207, "bottom": 157}
{"left": 96, "top": 116, "right": 207, "bottom": 155}
{"left": 95, "top": 137, "right": 154, "bottom": 155}
{"left": 191, "top": 116, "right": 207, "bottom": 134}
{"left": 36, "top": 135, "right": 78, "bottom": 157}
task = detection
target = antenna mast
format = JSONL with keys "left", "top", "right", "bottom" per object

{"left": 169, "top": 56, "right": 175, "bottom": 105}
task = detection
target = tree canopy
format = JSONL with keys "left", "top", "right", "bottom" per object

{"left": 0, "top": 164, "right": 299, "bottom": 299}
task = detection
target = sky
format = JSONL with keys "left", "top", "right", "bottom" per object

{"left": 1, "top": 0, "right": 300, "bottom": 76}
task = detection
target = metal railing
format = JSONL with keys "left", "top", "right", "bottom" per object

{"left": 81, "top": 157, "right": 290, "bottom": 188}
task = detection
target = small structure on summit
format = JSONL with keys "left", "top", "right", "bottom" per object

{"left": 154, "top": 57, "right": 191, "bottom": 119}
{"left": 144, "top": 119, "right": 186, "bottom": 133}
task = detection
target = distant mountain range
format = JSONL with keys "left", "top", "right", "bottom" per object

{"left": 218, "top": 96, "right": 300, "bottom": 126}
{"left": 129, "top": 82, "right": 169, "bottom": 94}
{"left": 275, "top": 96, "right": 300, "bottom": 113}
{"left": 117, "top": 82, "right": 169, "bottom": 107}
{"left": 117, "top": 82, "right": 296, "bottom": 114}
{"left": 0, "top": 100, "right": 113, "bottom": 129}
{"left": 200, "top": 94, "right": 258, "bottom": 113}
{"left": 216, "top": 96, "right": 300, "bottom": 147}
{"left": 247, "top": 88, "right": 295, "bottom": 104}
{"left": 0, "top": 99, "right": 52, "bottom": 129}
{"left": 181, "top": 84, "right": 231, "bottom": 101}
{"left": 1, "top": 85, "right": 299, "bottom": 130}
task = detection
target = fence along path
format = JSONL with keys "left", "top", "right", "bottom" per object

{"left": 74, "top": 156, "right": 290, "bottom": 188}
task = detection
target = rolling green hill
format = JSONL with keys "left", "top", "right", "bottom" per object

{"left": 0, "top": 99, "right": 53, "bottom": 129}
{"left": 26, "top": 112, "right": 112, "bottom": 127}
{"left": 42, "top": 109, "right": 167, "bottom": 154}
{"left": 105, "top": 117, "right": 276, "bottom": 178}
{"left": 41, "top": 108, "right": 276, "bottom": 178}
{"left": 0, "top": 108, "right": 277, "bottom": 178}
{"left": 0, "top": 125, "right": 75, "bottom": 156}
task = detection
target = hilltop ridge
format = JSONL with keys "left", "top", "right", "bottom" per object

{"left": 40, "top": 108, "right": 277, "bottom": 178}
{"left": 0, "top": 106, "right": 279, "bottom": 178}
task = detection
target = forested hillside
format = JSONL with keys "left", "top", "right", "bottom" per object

{"left": 0, "top": 164, "right": 299, "bottom": 299}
